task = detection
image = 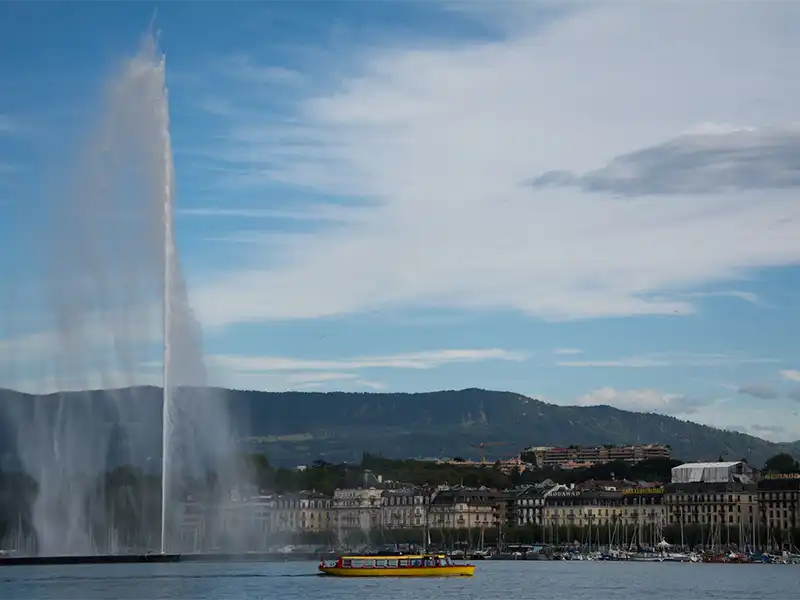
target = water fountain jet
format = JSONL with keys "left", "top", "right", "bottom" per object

{"left": 0, "top": 30, "right": 248, "bottom": 557}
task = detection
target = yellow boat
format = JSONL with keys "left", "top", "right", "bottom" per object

{"left": 318, "top": 553, "right": 475, "bottom": 577}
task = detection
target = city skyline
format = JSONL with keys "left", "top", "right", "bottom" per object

{"left": 0, "top": 1, "right": 799, "bottom": 441}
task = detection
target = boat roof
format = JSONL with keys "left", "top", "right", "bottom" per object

{"left": 340, "top": 554, "right": 446, "bottom": 560}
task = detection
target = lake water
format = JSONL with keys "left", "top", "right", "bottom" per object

{"left": 1, "top": 560, "right": 796, "bottom": 599}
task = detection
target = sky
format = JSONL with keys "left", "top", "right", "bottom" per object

{"left": 1, "top": 1, "right": 799, "bottom": 442}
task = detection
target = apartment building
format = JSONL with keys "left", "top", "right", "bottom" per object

{"left": 428, "top": 486, "right": 501, "bottom": 530}
{"left": 664, "top": 482, "right": 759, "bottom": 530}
{"left": 333, "top": 487, "right": 383, "bottom": 532}
{"left": 541, "top": 486, "right": 666, "bottom": 530}
{"left": 757, "top": 473, "right": 799, "bottom": 540}
{"left": 380, "top": 488, "right": 428, "bottom": 529}
{"left": 505, "top": 484, "right": 549, "bottom": 527}
{"left": 524, "top": 444, "right": 670, "bottom": 469}
{"left": 298, "top": 492, "right": 334, "bottom": 532}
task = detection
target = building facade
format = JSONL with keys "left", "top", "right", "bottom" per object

{"left": 542, "top": 487, "right": 666, "bottom": 530}
{"left": 524, "top": 444, "right": 670, "bottom": 470}
{"left": 506, "top": 485, "right": 547, "bottom": 527}
{"left": 428, "top": 486, "right": 501, "bottom": 530}
{"left": 299, "top": 492, "right": 334, "bottom": 532}
{"left": 333, "top": 487, "right": 383, "bottom": 532}
{"left": 664, "top": 482, "right": 758, "bottom": 528}
{"left": 380, "top": 488, "right": 428, "bottom": 529}
{"left": 758, "top": 473, "right": 799, "bottom": 545}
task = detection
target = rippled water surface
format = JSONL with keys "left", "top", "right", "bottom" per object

{"left": 2, "top": 560, "right": 796, "bottom": 599}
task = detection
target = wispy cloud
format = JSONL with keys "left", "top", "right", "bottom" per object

{"left": 184, "top": 1, "right": 800, "bottom": 327}
{"left": 221, "top": 54, "right": 305, "bottom": 86}
{"left": 528, "top": 124, "right": 800, "bottom": 196}
{"left": 786, "top": 388, "right": 800, "bottom": 403}
{"left": 679, "top": 290, "right": 759, "bottom": 304}
{"left": 557, "top": 353, "right": 779, "bottom": 368}
{"left": 355, "top": 379, "right": 386, "bottom": 391}
{"left": 558, "top": 357, "right": 672, "bottom": 368}
{"left": 728, "top": 423, "right": 789, "bottom": 439}
{"left": 552, "top": 348, "right": 583, "bottom": 356}
{"left": 205, "top": 348, "right": 525, "bottom": 392}
{"left": 179, "top": 205, "right": 366, "bottom": 223}
{"left": 574, "top": 386, "right": 701, "bottom": 415}
{"left": 737, "top": 383, "right": 780, "bottom": 400}
{"left": 209, "top": 348, "right": 526, "bottom": 374}
{"left": 780, "top": 369, "right": 800, "bottom": 382}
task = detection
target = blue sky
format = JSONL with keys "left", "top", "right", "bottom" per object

{"left": 1, "top": 1, "right": 800, "bottom": 441}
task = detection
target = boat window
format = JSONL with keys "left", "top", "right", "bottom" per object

{"left": 387, "top": 559, "right": 398, "bottom": 567}
{"left": 342, "top": 559, "right": 352, "bottom": 567}
{"left": 351, "top": 560, "right": 362, "bottom": 568}
{"left": 398, "top": 559, "right": 408, "bottom": 567}
{"left": 375, "top": 559, "right": 387, "bottom": 567}
{"left": 363, "top": 560, "right": 375, "bottom": 568}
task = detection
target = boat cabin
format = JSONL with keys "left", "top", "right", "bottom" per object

{"left": 335, "top": 554, "right": 455, "bottom": 569}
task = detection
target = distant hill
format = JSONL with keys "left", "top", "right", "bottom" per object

{"left": 0, "top": 387, "right": 796, "bottom": 469}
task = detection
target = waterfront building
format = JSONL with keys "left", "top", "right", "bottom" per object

{"left": 664, "top": 480, "right": 759, "bottom": 548}
{"left": 757, "top": 472, "right": 799, "bottom": 548}
{"left": 333, "top": 487, "right": 383, "bottom": 532}
{"left": 298, "top": 491, "right": 334, "bottom": 532}
{"left": 542, "top": 486, "right": 665, "bottom": 532}
{"left": 505, "top": 484, "right": 549, "bottom": 527}
{"left": 428, "top": 486, "right": 501, "bottom": 529}
{"left": 380, "top": 487, "right": 428, "bottom": 529}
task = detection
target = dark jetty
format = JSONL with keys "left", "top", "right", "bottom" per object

{"left": 0, "top": 552, "right": 335, "bottom": 567}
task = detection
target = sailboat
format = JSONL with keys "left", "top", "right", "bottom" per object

{"left": 656, "top": 539, "right": 690, "bottom": 562}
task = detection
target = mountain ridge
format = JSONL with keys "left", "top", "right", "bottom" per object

{"left": 0, "top": 386, "right": 795, "bottom": 468}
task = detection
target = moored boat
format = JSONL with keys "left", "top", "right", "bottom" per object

{"left": 318, "top": 553, "right": 475, "bottom": 577}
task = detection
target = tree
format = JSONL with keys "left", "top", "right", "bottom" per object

{"left": 764, "top": 453, "right": 798, "bottom": 474}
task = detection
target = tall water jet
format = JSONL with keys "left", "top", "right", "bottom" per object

{"left": 158, "top": 38, "right": 175, "bottom": 556}
{"left": 0, "top": 30, "right": 247, "bottom": 555}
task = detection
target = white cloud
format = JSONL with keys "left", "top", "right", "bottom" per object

{"left": 679, "top": 290, "right": 759, "bottom": 304}
{"left": 220, "top": 54, "right": 305, "bottom": 86}
{"left": 780, "top": 370, "right": 800, "bottom": 382}
{"left": 568, "top": 386, "right": 800, "bottom": 440}
{"left": 529, "top": 124, "right": 800, "bottom": 195}
{"left": 203, "top": 348, "right": 522, "bottom": 392}
{"left": 552, "top": 348, "right": 583, "bottom": 355}
{"left": 574, "top": 386, "right": 698, "bottom": 415}
{"left": 208, "top": 348, "right": 525, "bottom": 374}
{"left": 187, "top": 1, "right": 800, "bottom": 327}
{"left": 4, "top": 345, "right": 512, "bottom": 394}
{"left": 557, "top": 353, "right": 779, "bottom": 368}
{"left": 0, "top": 307, "right": 161, "bottom": 364}
{"left": 6, "top": 369, "right": 161, "bottom": 395}
{"left": 736, "top": 383, "right": 780, "bottom": 400}
{"left": 179, "top": 205, "right": 366, "bottom": 223}
{"left": 559, "top": 358, "right": 672, "bottom": 368}
{"left": 354, "top": 379, "right": 386, "bottom": 391}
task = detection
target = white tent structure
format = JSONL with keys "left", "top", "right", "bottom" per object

{"left": 670, "top": 461, "right": 743, "bottom": 484}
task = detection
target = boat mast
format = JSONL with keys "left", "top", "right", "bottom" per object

{"left": 423, "top": 486, "right": 430, "bottom": 553}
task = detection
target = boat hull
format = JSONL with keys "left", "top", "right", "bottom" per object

{"left": 319, "top": 565, "right": 475, "bottom": 577}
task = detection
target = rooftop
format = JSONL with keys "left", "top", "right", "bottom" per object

{"left": 672, "top": 461, "right": 741, "bottom": 469}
